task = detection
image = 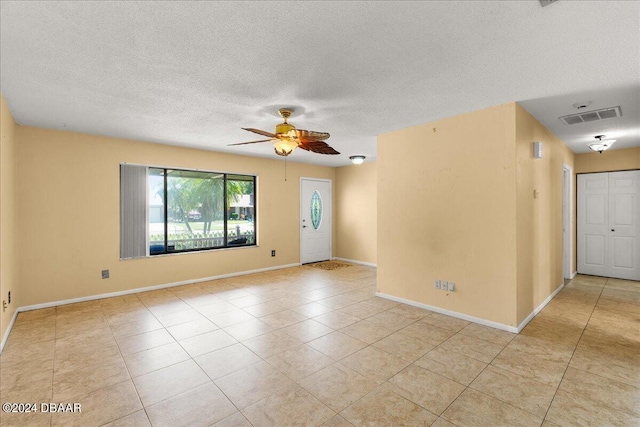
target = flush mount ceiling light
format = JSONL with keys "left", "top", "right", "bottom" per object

{"left": 349, "top": 155, "right": 366, "bottom": 165}
{"left": 588, "top": 135, "right": 616, "bottom": 154}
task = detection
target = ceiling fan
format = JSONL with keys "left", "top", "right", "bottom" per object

{"left": 228, "top": 108, "right": 340, "bottom": 157}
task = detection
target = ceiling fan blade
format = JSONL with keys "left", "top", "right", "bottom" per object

{"left": 227, "top": 139, "right": 273, "bottom": 146}
{"left": 242, "top": 128, "right": 276, "bottom": 138}
{"left": 298, "top": 140, "right": 340, "bottom": 155}
{"left": 296, "top": 129, "right": 330, "bottom": 142}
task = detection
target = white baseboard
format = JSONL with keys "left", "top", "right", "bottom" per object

{"left": 375, "top": 292, "right": 519, "bottom": 333}
{"left": 516, "top": 282, "right": 564, "bottom": 332}
{"left": 332, "top": 257, "right": 377, "bottom": 268}
{"left": 0, "top": 308, "right": 20, "bottom": 353}
{"left": 18, "top": 263, "right": 301, "bottom": 313}
{"left": 570, "top": 271, "right": 577, "bottom": 279}
{"left": 0, "top": 262, "right": 301, "bottom": 354}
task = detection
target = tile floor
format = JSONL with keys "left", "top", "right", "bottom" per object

{"left": 0, "top": 266, "right": 638, "bottom": 426}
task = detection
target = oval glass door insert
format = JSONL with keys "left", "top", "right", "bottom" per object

{"left": 310, "top": 190, "right": 322, "bottom": 230}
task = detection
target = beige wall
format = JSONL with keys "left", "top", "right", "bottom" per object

{"left": 335, "top": 161, "right": 377, "bottom": 265}
{"left": 378, "top": 103, "right": 519, "bottom": 326}
{"left": 1, "top": 94, "right": 19, "bottom": 342}
{"left": 575, "top": 147, "right": 640, "bottom": 174}
{"left": 515, "top": 104, "right": 575, "bottom": 324}
{"left": 17, "top": 126, "right": 335, "bottom": 306}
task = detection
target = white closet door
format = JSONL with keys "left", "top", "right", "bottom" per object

{"left": 608, "top": 171, "right": 639, "bottom": 280}
{"left": 577, "top": 170, "right": 639, "bottom": 281}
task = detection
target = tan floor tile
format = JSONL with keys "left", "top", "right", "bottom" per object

{"left": 242, "top": 300, "right": 287, "bottom": 317}
{"left": 308, "top": 332, "right": 369, "bottom": 361}
{"left": 227, "top": 294, "right": 266, "bottom": 308}
{"left": 0, "top": 337, "right": 55, "bottom": 364}
{"left": 214, "top": 361, "right": 295, "bottom": 409}
{"left": 506, "top": 334, "right": 576, "bottom": 364}
{"left": 291, "top": 301, "right": 335, "bottom": 317}
{"left": 313, "top": 311, "right": 361, "bottom": 329}
{"left": 106, "top": 309, "right": 157, "bottom": 327}
{"left": 569, "top": 339, "right": 640, "bottom": 387}
{"left": 195, "top": 342, "right": 262, "bottom": 379}
{"left": 0, "top": 377, "right": 53, "bottom": 403}
{"left": 299, "top": 363, "right": 378, "bottom": 412}
{"left": 195, "top": 300, "right": 239, "bottom": 317}
{"left": 55, "top": 316, "right": 110, "bottom": 339}
{"left": 281, "top": 319, "right": 335, "bottom": 342}
{"left": 243, "top": 385, "right": 335, "bottom": 427}
{"left": 212, "top": 412, "right": 253, "bottom": 427}
{"left": 442, "top": 388, "right": 542, "bottom": 427}
{"left": 260, "top": 309, "right": 308, "bottom": 329}
{"left": 178, "top": 329, "right": 238, "bottom": 357}
{"left": 340, "top": 386, "right": 438, "bottom": 426}
{"left": 415, "top": 346, "right": 487, "bottom": 386}
{"left": 399, "top": 322, "right": 457, "bottom": 346}
{"left": 367, "top": 310, "right": 416, "bottom": 330}
{"left": 600, "top": 287, "right": 640, "bottom": 304}
{"left": 212, "top": 288, "right": 253, "bottom": 301}
{"left": 420, "top": 312, "right": 470, "bottom": 332}
{"left": 223, "top": 317, "right": 277, "bottom": 341}
{"left": 15, "top": 307, "right": 56, "bottom": 322}
{"left": 431, "top": 418, "right": 458, "bottom": 427}
{"left": 372, "top": 332, "right": 435, "bottom": 362}
{"left": 50, "top": 380, "right": 142, "bottom": 427}
{"left": 337, "top": 302, "right": 385, "bottom": 319}
{"left": 165, "top": 317, "right": 218, "bottom": 340}
{"left": 109, "top": 316, "right": 164, "bottom": 338}
{"left": 386, "top": 364, "right": 465, "bottom": 415}
{"left": 53, "top": 355, "right": 130, "bottom": 401}
{"left": 545, "top": 390, "right": 640, "bottom": 427}
{"left": 101, "top": 410, "right": 150, "bottom": 426}
{"left": 54, "top": 343, "right": 122, "bottom": 376}
{"left": 206, "top": 309, "right": 256, "bottom": 328}
{"left": 124, "top": 342, "right": 190, "bottom": 378}
{"left": 267, "top": 344, "right": 334, "bottom": 382}
{"left": 0, "top": 409, "right": 52, "bottom": 426}
{"left": 153, "top": 308, "right": 207, "bottom": 327}
{"left": 317, "top": 295, "right": 358, "bottom": 310}
{"left": 340, "top": 320, "right": 396, "bottom": 344}
{"left": 491, "top": 347, "right": 568, "bottom": 388}
{"left": 459, "top": 323, "right": 516, "bottom": 346}
{"left": 146, "top": 382, "right": 236, "bottom": 426}
{"left": 132, "top": 359, "right": 210, "bottom": 406}
{"left": 341, "top": 346, "right": 410, "bottom": 384}
{"left": 469, "top": 365, "right": 556, "bottom": 417}
{"left": 558, "top": 367, "right": 640, "bottom": 416}
{"left": 243, "top": 330, "right": 303, "bottom": 358}
{"left": 115, "top": 328, "right": 175, "bottom": 356}
{"left": 360, "top": 296, "right": 400, "bottom": 310}
{"left": 438, "top": 333, "right": 505, "bottom": 363}
{"left": 386, "top": 303, "right": 430, "bottom": 320}
{"left": 321, "top": 415, "right": 355, "bottom": 426}
{"left": 520, "top": 316, "right": 584, "bottom": 346}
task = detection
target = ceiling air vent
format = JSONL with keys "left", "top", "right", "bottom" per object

{"left": 559, "top": 106, "right": 622, "bottom": 126}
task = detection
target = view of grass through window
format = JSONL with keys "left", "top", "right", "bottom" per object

{"left": 149, "top": 168, "right": 255, "bottom": 254}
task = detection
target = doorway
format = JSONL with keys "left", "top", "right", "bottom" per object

{"left": 577, "top": 170, "right": 640, "bottom": 280}
{"left": 300, "top": 178, "right": 332, "bottom": 264}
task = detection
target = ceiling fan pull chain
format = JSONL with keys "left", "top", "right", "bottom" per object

{"left": 284, "top": 156, "right": 287, "bottom": 182}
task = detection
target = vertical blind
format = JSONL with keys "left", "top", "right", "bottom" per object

{"left": 120, "top": 164, "right": 147, "bottom": 259}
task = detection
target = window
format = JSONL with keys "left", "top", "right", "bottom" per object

{"left": 120, "top": 164, "right": 256, "bottom": 259}
{"left": 149, "top": 168, "right": 256, "bottom": 254}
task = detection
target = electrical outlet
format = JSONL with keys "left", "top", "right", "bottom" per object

{"left": 434, "top": 279, "right": 441, "bottom": 290}
{"left": 442, "top": 281, "right": 448, "bottom": 290}
{"left": 448, "top": 282, "right": 455, "bottom": 292}
{"left": 101, "top": 269, "right": 109, "bottom": 279}
{"left": 271, "top": 250, "right": 276, "bottom": 257}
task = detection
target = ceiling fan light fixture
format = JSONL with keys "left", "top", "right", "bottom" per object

{"left": 349, "top": 155, "right": 366, "bottom": 165}
{"left": 273, "top": 138, "right": 299, "bottom": 157}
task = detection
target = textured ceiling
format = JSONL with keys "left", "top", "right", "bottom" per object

{"left": 1, "top": 1, "right": 638, "bottom": 167}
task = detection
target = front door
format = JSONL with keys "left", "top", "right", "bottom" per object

{"left": 300, "top": 178, "right": 331, "bottom": 264}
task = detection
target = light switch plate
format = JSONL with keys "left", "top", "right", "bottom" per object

{"left": 448, "top": 282, "right": 455, "bottom": 292}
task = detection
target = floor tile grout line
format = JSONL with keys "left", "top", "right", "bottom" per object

{"left": 539, "top": 276, "right": 609, "bottom": 423}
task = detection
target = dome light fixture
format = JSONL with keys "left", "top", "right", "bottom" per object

{"left": 349, "top": 155, "right": 366, "bottom": 165}
{"left": 588, "top": 135, "right": 616, "bottom": 154}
